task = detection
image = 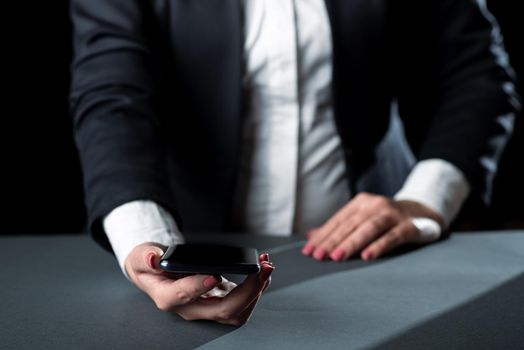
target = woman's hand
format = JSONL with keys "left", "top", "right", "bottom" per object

{"left": 125, "top": 243, "right": 273, "bottom": 326}
{"left": 302, "top": 193, "right": 444, "bottom": 261}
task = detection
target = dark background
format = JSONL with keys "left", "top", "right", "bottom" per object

{"left": 1, "top": 0, "right": 522, "bottom": 235}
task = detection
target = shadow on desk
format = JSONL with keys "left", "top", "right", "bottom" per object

{"left": 371, "top": 272, "right": 524, "bottom": 350}
{"left": 264, "top": 242, "right": 430, "bottom": 292}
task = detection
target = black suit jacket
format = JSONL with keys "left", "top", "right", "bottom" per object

{"left": 70, "top": 0, "right": 519, "bottom": 250}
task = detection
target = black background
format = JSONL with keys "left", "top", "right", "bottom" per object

{"left": 1, "top": 0, "right": 522, "bottom": 234}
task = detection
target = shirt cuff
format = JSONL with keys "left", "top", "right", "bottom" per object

{"left": 103, "top": 200, "right": 185, "bottom": 279}
{"left": 394, "top": 159, "right": 471, "bottom": 228}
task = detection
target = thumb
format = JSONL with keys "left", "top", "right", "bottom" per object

{"left": 143, "top": 245, "right": 166, "bottom": 273}
{"left": 126, "top": 243, "right": 167, "bottom": 277}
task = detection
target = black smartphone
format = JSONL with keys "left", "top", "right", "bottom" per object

{"left": 159, "top": 243, "right": 261, "bottom": 275}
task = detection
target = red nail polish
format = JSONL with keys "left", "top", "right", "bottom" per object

{"left": 203, "top": 276, "right": 219, "bottom": 288}
{"left": 330, "top": 248, "right": 345, "bottom": 262}
{"left": 302, "top": 243, "right": 314, "bottom": 255}
{"left": 147, "top": 253, "right": 156, "bottom": 269}
{"left": 260, "top": 252, "right": 269, "bottom": 262}
{"left": 363, "top": 251, "right": 374, "bottom": 261}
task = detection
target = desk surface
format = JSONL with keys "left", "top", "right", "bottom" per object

{"left": 1, "top": 231, "right": 523, "bottom": 349}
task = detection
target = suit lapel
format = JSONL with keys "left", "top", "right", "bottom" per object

{"left": 167, "top": 0, "right": 244, "bottom": 153}
{"left": 324, "top": 0, "right": 389, "bottom": 171}
{"left": 165, "top": 0, "right": 244, "bottom": 228}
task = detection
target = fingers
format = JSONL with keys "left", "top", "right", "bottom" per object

{"left": 303, "top": 194, "right": 393, "bottom": 260}
{"left": 225, "top": 293, "right": 262, "bottom": 326}
{"left": 301, "top": 194, "right": 444, "bottom": 262}
{"left": 302, "top": 198, "right": 363, "bottom": 256}
{"left": 151, "top": 274, "right": 222, "bottom": 311}
{"left": 313, "top": 215, "right": 379, "bottom": 261}
{"left": 216, "top": 260, "right": 273, "bottom": 315}
{"left": 260, "top": 252, "right": 269, "bottom": 262}
{"left": 258, "top": 252, "right": 272, "bottom": 292}
{"left": 174, "top": 257, "right": 274, "bottom": 324}
{"left": 126, "top": 244, "right": 223, "bottom": 311}
{"left": 330, "top": 217, "right": 394, "bottom": 261}
{"left": 217, "top": 260, "right": 273, "bottom": 326}
{"left": 260, "top": 260, "right": 273, "bottom": 293}
{"left": 302, "top": 213, "right": 356, "bottom": 258}
{"left": 201, "top": 285, "right": 265, "bottom": 326}
{"left": 361, "top": 222, "right": 417, "bottom": 260}
{"left": 131, "top": 247, "right": 275, "bottom": 326}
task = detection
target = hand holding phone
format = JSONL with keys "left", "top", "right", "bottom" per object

{"left": 159, "top": 243, "right": 261, "bottom": 275}
{"left": 125, "top": 243, "right": 273, "bottom": 326}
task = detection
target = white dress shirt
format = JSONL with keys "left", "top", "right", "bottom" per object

{"left": 235, "top": 0, "right": 349, "bottom": 235}
{"left": 104, "top": 0, "right": 470, "bottom": 275}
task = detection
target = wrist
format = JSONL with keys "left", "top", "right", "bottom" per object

{"left": 395, "top": 199, "right": 445, "bottom": 229}
{"left": 103, "top": 200, "right": 184, "bottom": 279}
{"left": 394, "top": 159, "right": 470, "bottom": 228}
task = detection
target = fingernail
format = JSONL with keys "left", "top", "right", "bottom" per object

{"left": 147, "top": 253, "right": 157, "bottom": 269}
{"left": 302, "top": 243, "right": 314, "bottom": 256}
{"left": 313, "top": 248, "right": 326, "bottom": 261}
{"left": 260, "top": 252, "right": 269, "bottom": 262}
{"left": 330, "top": 248, "right": 345, "bottom": 262}
{"left": 203, "top": 275, "right": 219, "bottom": 288}
{"left": 362, "top": 251, "right": 374, "bottom": 261}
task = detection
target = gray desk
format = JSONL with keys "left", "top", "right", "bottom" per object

{"left": 1, "top": 231, "right": 523, "bottom": 349}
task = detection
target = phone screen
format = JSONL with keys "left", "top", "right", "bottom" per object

{"left": 159, "top": 243, "right": 260, "bottom": 275}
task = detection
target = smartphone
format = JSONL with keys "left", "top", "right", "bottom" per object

{"left": 159, "top": 243, "right": 261, "bottom": 275}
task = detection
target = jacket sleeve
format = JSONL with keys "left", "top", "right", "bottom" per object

{"left": 69, "top": 0, "right": 178, "bottom": 251}
{"left": 397, "top": 0, "right": 521, "bottom": 206}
